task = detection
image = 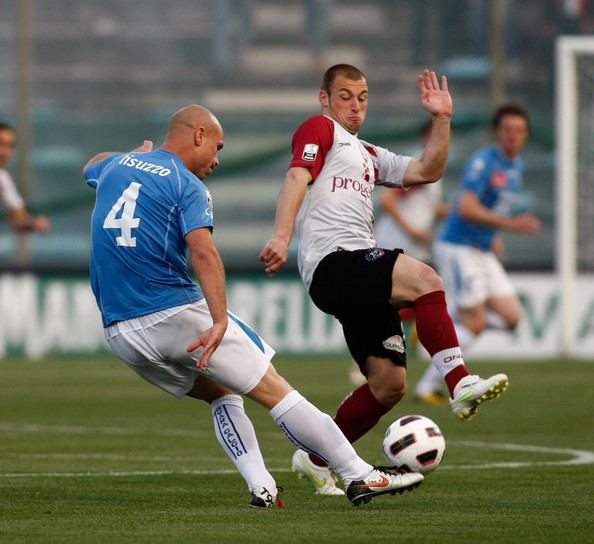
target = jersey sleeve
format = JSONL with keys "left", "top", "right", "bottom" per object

{"left": 362, "top": 141, "right": 413, "bottom": 190}
{"left": 84, "top": 154, "right": 122, "bottom": 189}
{"left": 178, "top": 176, "right": 214, "bottom": 236}
{"left": 460, "top": 152, "right": 489, "bottom": 195}
{"left": 289, "top": 116, "right": 335, "bottom": 181}
{"left": 0, "top": 170, "right": 24, "bottom": 211}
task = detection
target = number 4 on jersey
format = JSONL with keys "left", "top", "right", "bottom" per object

{"left": 103, "top": 182, "right": 142, "bottom": 247}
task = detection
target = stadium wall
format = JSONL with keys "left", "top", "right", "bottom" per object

{"left": 1, "top": 273, "right": 594, "bottom": 360}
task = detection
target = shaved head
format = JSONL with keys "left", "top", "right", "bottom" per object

{"left": 167, "top": 105, "right": 222, "bottom": 137}
{"left": 161, "top": 104, "right": 224, "bottom": 179}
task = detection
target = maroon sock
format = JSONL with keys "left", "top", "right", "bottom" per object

{"left": 398, "top": 307, "right": 416, "bottom": 322}
{"left": 414, "top": 290, "right": 469, "bottom": 396}
{"left": 309, "top": 383, "right": 390, "bottom": 467}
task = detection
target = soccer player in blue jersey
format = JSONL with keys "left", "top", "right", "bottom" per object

{"left": 434, "top": 104, "right": 541, "bottom": 350}
{"left": 83, "top": 104, "right": 423, "bottom": 508}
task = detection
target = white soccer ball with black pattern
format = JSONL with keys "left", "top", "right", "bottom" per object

{"left": 382, "top": 415, "right": 446, "bottom": 475}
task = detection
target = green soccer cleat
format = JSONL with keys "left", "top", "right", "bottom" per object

{"left": 291, "top": 449, "right": 345, "bottom": 496}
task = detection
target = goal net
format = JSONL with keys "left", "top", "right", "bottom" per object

{"left": 556, "top": 36, "right": 594, "bottom": 357}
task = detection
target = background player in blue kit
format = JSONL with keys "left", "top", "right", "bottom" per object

{"left": 434, "top": 104, "right": 541, "bottom": 351}
{"left": 83, "top": 104, "right": 423, "bottom": 508}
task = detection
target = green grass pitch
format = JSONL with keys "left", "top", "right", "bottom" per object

{"left": 1, "top": 355, "right": 593, "bottom": 543}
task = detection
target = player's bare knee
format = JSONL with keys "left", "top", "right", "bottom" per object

{"left": 506, "top": 313, "right": 522, "bottom": 331}
{"left": 369, "top": 377, "right": 407, "bottom": 408}
{"left": 408, "top": 263, "right": 443, "bottom": 299}
{"left": 420, "top": 266, "right": 444, "bottom": 294}
{"left": 374, "top": 382, "right": 407, "bottom": 408}
{"left": 392, "top": 257, "right": 443, "bottom": 303}
{"left": 187, "top": 376, "right": 233, "bottom": 402}
{"left": 247, "top": 363, "right": 294, "bottom": 410}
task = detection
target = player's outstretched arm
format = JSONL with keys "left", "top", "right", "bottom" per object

{"left": 7, "top": 207, "right": 51, "bottom": 233}
{"left": 186, "top": 227, "right": 228, "bottom": 370}
{"left": 379, "top": 188, "right": 432, "bottom": 244}
{"left": 260, "top": 167, "right": 310, "bottom": 276}
{"left": 82, "top": 140, "right": 153, "bottom": 173}
{"left": 458, "top": 191, "right": 541, "bottom": 234}
{"left": 403, "top": 70, "right": 452, "bottom": 187}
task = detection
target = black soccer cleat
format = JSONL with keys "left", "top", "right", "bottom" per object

{"left": 249, "top": 486, "right": 285, "bottom": 509}
{"left": 346, "top": 468, "right": 423, "bottom": 506}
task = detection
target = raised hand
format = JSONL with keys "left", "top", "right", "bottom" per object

{"left": 133, "top": 140, "right": 154, "bottom": 153}
{"left": 418, "top": 70, "right": 453, "bottom": 118}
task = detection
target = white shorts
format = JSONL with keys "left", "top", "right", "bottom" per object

{"left": 105, "top": 301, "right": 274, "bottom": 399}
{"left": 433, "top": 241, "right": 516, "bottom": 310}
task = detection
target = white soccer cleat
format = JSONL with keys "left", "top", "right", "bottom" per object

{"left": 249, "top": 486, "right": 284, "bottom": 509}
{"left": 291, "top": 449, "right": 345, "bottom": 496}
{"left": 345, "top": 468, "right": 424, "bottom": 506}
{"left": 450, "top": 373, "right": 509, "bottom": 421}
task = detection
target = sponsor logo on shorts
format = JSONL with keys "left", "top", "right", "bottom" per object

{"left": 365, "top": 247, "right": 385, "bottom": 262}
{"left": 383, "top": 334, "right": 405, "bottom": 353}
{"left": 302, "top": 143, "right": 319, "bottom": 161}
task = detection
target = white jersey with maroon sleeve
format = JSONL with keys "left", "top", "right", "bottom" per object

{"left": 290, "top": 115, "right": 412, "bottom": 289}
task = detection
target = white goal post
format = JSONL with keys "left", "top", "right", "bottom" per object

{"left": 555, "top": 36, "right": 594, "bottom": 357}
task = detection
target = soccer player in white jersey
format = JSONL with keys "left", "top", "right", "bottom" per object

{"left": 0, "top": 122, "right": 50, "bottom": 233}
{"left": 83, "top": 104, "right": 423, "bottom": 508}
{"left": 260, "top": 64, "right": 509, "bottom": 496}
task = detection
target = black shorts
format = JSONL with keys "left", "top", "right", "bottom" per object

{"left": 309, "top": 248, "right": 407, "bottom": 372}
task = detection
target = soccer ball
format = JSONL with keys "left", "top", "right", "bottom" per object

{"left": 382, "top": 415, "right": 445, "bottom": 475}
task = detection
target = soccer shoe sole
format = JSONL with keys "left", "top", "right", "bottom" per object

{"left": 249, "top": 498, "right": 285, "bottom": 509}
{"left": 454, "top": 375, "right": 509, "bottom": 421}
{"left": 349, "top": 478, "right": 423, "bottom": 507}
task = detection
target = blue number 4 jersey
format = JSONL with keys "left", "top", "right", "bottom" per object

{"left": 85, "top": 149, "right": 213, "bottom": 327}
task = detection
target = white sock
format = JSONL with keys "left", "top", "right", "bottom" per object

{"left": 430, "top": 347, "right": 466, "bottom": 379}
{"left": 269, "top": 390, "right": 372, "bottom": 485}
{"left": 454, "top": 323, "right": 477, "bottom": 351}
{"left": 211, "top": 394, "right": 275, "bottom": 492}
{"left": 486, "top": 310, "right": 508, "bottom": 331}
{"left": 415, "top": 363, "right": 443, "bottom": 396}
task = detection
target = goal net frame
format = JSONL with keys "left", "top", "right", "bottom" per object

{"left": 555, "top": 36, "right": 594, "bottom": 357}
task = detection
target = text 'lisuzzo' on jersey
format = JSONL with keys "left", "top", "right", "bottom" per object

{"left": 119, "top": 154, "right": 172, "bottom": 176}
